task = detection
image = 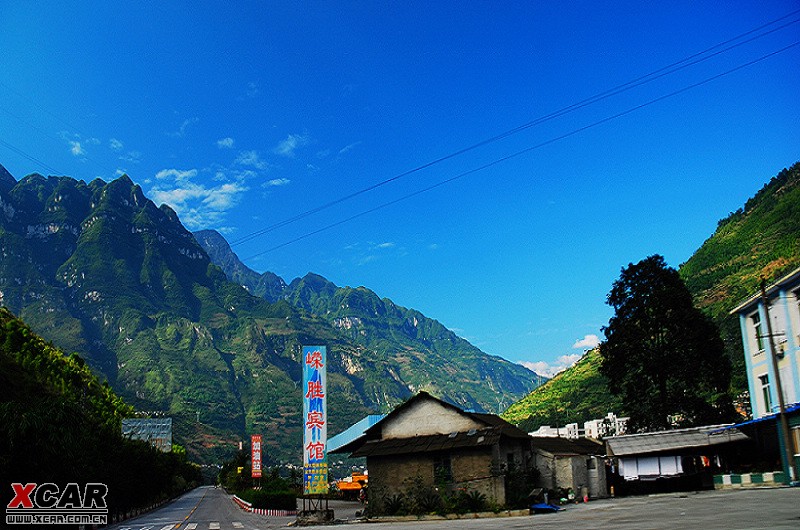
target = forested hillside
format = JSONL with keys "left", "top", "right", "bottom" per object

{"left": 0, "top": 307, "right": 200, "bottom": 515}
{"left": 680, "top": 162, "right": 800, "bottom": 393}
{"left": 503, "top": 162, "right": 800, "bottom": 428}
{"left": 501, "top": 348, "right": 622, "bottom": 431}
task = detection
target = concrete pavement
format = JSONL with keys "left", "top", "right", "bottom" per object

{"left": 104, "top": 485, "right": 800, "bottom": 530}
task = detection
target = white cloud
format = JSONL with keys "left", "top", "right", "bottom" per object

{"left": 119, "top": 151, "right": 141, "bottom": 163}
{"left": 109, "top": 138, "right": 124, "bottom": 151}
{"left": 377, "top": 242, "right": 395, "bottom": 249}
{"left": 168, "top": 117, "right": 198, "bottom": 138}
{"left": 573, "top": 334, "right": 601, "bottom": 349}
{"left": 339, "top": 141, "right": 362, "bottom": 155}
{"left": 274, "top": 134, "right": 309, "bottom": 158}
{"left": 235, "top": 150, "right": 270, "bottom": 170}
{"left": 149, "top": 175, "right": 248, "bottom": 230}
{"left": 69, "top": 141, "right": 84, "bottom": 156}
{"left": 155, "top": 168, "right": 198, "bottom": 182}
{"left": 520, "top": 353, "right": 583, "bottom": 378}
{"left": 264, "top": 178, "right": 291, "bottom": 187}
{"left": 217, "top": 137, "right": 235, "bottom": 149}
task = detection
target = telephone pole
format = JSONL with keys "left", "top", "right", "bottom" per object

{"left": 760, "top": 279, "right": 798, "bottom": 484}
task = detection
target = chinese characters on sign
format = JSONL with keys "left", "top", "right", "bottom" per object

{"left": 302, "top": 345, "right": 328, "bottom": 495}
{"left": 251, "top": 434, "right": 262, "bottom": 479}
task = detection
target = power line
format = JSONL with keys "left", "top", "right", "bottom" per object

{"left": 242, "top": 40, "right": 800, "bottom": 261}
{"left": 0, "top": 138, "right": 62, "bottom": 176}
{"left": 229, "top": 9, "right": 800, "bottom": 247}
{"left": 0, "top": 106, "right": 121, "bottom": 177}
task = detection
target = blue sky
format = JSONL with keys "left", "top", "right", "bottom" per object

{"left": 1, "top": 2, "right": 798, "bottom": 377}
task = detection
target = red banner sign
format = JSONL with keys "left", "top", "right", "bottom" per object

{"left": 251, "top": 434, "right": 262, "bottom": 478}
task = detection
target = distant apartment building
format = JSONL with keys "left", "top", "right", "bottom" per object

{"left": 731, "top": 266, "right": 800, "bottom": 418}
{"left": 528, "top": 423, "right": 581, "bottom": 439}
{"left": 584, "top": 413, "right": 629, "bottom": 439}
{"left": 528, "top": 413, "right": 628, "bottom": 440}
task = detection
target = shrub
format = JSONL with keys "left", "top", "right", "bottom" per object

{"left": 237, "top": 488, "right": 296, "bottom": 511}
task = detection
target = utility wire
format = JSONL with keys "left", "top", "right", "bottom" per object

{"left": 230, "top": 9, "right": 800, "bottom": 247}
{"left": 243, "top": 40, "right": 800, "bottom": 261}
{"left": 0, "top": 106, "right": 121, "bottom": 177}
{"left": 0, "top": 138, "right": 62, "bottom": 176}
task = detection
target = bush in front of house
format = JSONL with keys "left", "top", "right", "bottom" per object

{"left": 372, "top": 478, "right": 490, "bottom": 517}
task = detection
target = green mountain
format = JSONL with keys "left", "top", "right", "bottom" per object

{"left": 0, "top": 164, "right": 540, "bottom": 463}
{"left": 503, "top": 162, "right": 800, "bottom": 428}
{"left": 196, "top": 229, "right": 546, "bottom": 413}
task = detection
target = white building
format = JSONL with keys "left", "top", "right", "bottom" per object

{"left": 528, "top": 423, "right": 581, "bottom": 439}
{"left": 731, "top": 267, "right": 800, "bottom": 418}
{"left": 584, "top": 413, "right": 629, "bottom": 440}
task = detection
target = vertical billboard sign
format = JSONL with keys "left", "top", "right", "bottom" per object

{"left": 302, "top": 345, "right": 328, "bottom": 495}
{"left": 251, "top": 434, "right": 262, "bottom": 479}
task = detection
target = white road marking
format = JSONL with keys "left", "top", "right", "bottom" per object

{"left": 159, "top": 526, "right": 174, "bottom": 530}
{"left": 233, "top": 523, "right": 244, "bottom": 529}
{"left": 209, "top": 523, "right": 221, "bottom": 530}
{"left": 185, "top": 524, "right": 198, "bottom": 530}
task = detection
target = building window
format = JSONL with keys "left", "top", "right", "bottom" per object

{"left": 759, "top": 374, "right": 773, "bottom": 413}
{"left": 751, "top": 313, "right": 765, "bottom": 352}
{"left": 792, "top": 427, "right": 800, "bottom": 457}
{"left": 433, "top": 454, "right": 452, "bottom": 483}
{"left": 792, "top": 289, "right": 800, "bottom": 343}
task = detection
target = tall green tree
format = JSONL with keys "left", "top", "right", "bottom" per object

{"left": 599, "top": 255, "right": 736, "bottom": 432}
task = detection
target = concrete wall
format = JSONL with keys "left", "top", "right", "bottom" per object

{"left": 381, "top": 400, "right": 483, "bottom": 439}
{"left": 587, "top": 456, "right": 608, "bottom": 498}
{"left": 533, "top": 452, "right": 608, "bottom": 499}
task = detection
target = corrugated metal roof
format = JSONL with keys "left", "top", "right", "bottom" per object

{"left": 328, "top": 414, "right": 386, "bottom": 454}
{"left": 605, "top": 424, "right": 749, "bottom": 457}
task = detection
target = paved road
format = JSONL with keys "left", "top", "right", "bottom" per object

{"left": 105, "top": 486, "right": 296, "bottom": 530}
{"left": 106, "top": 486, "right": 800, "bottom": 530}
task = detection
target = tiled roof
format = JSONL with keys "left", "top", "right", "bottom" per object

{"left": 351, "top": 428, "right": 502, "bottom": 458}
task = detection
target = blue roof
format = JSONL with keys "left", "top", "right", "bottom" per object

{"left": 709, "top": 402, "right": 800, "bottom": 433}
{"left": 328, "top": 414, "right": 386, "bottom": 453}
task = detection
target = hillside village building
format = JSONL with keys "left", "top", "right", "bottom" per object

{"left": 334, "top": 392, "right": 535, "bottom": 513}
{"left": 332, "top": 392, "right": 611, "bottom": 513}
